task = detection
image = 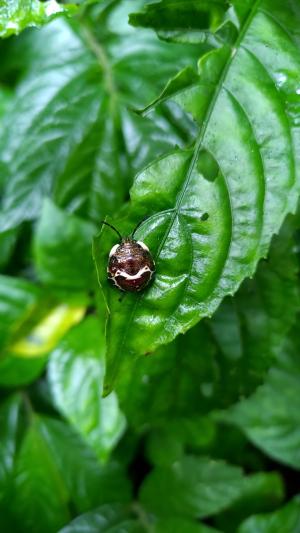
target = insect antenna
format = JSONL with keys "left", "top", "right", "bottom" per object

{"left": 101, "top": 220, "right": 122, "bottom": 240}
{"left": 131, "top": 216, "right": 149, "bottom": 239}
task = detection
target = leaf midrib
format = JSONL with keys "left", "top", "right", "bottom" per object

{"left": 159, "top": 0, "right": 262, "bottom": 258}
{"left": 80, "top": 24, "right": 118, "bottom": 116}
{"left": 106, "top": 0, "right": 262, "bottom": 389}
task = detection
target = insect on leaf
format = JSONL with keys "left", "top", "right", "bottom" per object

{"left": 93, "top": 0, "right": 300, "bottom": 394}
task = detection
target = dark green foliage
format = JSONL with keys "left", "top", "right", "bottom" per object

{"left": 95, "top": 0, "right": 300, "bottom": 392}
{"left": 0, "top": 0, "right": 77, "bottom": 38}
{"left": 34, "top": 200, "right": 96, "bottom": 290}
{"left": 1, "top": 1, "right": 300, "bottom": 532}
{"left": 238, "top": 497, "right": 300, "bottom": 533}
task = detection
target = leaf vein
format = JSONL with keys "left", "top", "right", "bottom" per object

{"left": 107, "top": 0, "right": 264, "bottom": 380}
{"left": 223, "top": 85, "right": 265, "bottom": 249}
{"left": 241, "top": 45, "right": 296, "bottom": 193}
{"left": 258, "top": 7, "right": 298, "bottom": 48}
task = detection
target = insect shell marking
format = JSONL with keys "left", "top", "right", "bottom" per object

{"left": 109, "top": 244, "right": 119, "bottom": 258}
{"left": 137, "top": 241, "right": 149, "bottom": 252}
{"left": 107, "top": 238, "right": 155, "bottom": 292}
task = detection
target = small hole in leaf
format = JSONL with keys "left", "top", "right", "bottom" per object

{"left": 201, "top": 212, "right": 209, "bottom": 221}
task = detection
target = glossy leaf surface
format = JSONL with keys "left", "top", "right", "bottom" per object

{"left": 36, "top": 417, "right": 131, "bottom": 512}
{"left": 238, "top": 497, "right": 300, "bottom": 533}
{"left": 140, "top": 455, "right": 246, "bottom": 518}
{"left": 14, "top": 418, "right": 70, "bottom": 533}
{"left": 11, "top": 414, "right": 130, "bottom": 532}
{"left": 0, "top": 0, "right": 77, "bottom": 38}
{"left": 48, "top": 317, "right": 125, "bottom": 461}
{"left": 60, "top": 505, "right": 145, "bottom": 533}
{"left": 129, "top": 0, "right": 229, "bottom": 45}
{"left": 0, "top": 8, "right": 198, "bottom": 232}
{"left": 34, "top": 199, "right": 95, "bottom": 290}
{"left": 209, "top": 220, "right": 300, "bottom": 393}
{"left": 219, "top": 333, "right": 300, "bottom": 469}
{"left": 1, "top": 1, "right": 300, "bottom": 530}
{"left": 95, "top": 0, "right": 300, "bottom": 392}
{"left": 59, "top": 504, "right": 143, "bottom": 533}
{"left": 116, "top": 220, "right": 300, "bottom": 418}
{"left": 215, "top": 472, "right": 284, "bottom": 532}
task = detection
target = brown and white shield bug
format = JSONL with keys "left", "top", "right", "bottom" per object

{"left": 101, "top": 220, "right": 155, "bottom": 292}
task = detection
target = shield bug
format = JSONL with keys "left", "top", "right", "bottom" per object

{"left": 101, "top": 220, "right": 155, "bottom": 292}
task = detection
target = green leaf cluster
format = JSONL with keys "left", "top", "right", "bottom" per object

{"left": 0, "top": 0, "right": 78, "bottom": 38}
{"left": 1, "top": 0, "right": 300, "bottom": 531}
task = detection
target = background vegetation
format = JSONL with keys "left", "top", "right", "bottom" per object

{"left": 0, "top": 0, "right": 300, "bottom": 531}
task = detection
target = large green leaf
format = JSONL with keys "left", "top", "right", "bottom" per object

{"left": 33, "top": 199, "right": 95, "bottom": 290}
{"left": 214, "top": 472, "right": 284, "bottom": 532}
{"left": 129, "top": 0, "right": 233, "bottom": 45}
{"left": 140, "top": 455, "right": 247, "bottom": 519}
{"left": 238, "top": 497, "right": 300, "bottom": 533}
{"left": 117, "top": 220, "right": 300, "bottom": 428}
{"left": 0, "top": 4, "right": 198, "bottom": 232}
{"left": 218, "top": 332, "right": 300, "bottom": 469}
{"left": 14, "top": 418, "right": 70, "bottom": 533}
{"left": 5, "top": 412, "right": 130, "bottom": 531}
{"left": 0, "top": 0, "right": 77, "bottom": 38}
{"left": 59, "top": 503, "right": 144, "bottom": 533}
{"left": 47, "top": 316, "right": 125, "bottom": 461}
{"left": 141, "top": 456, "right": 284, "bottom": 526}
{"left": 116, "top": 323, "right": 220, "bottom": 429}
{"left": 94, "top": 0, "right": 300, "bottom": 392}
{"left": 209, "top": 219, "right": 300, "bottom": 393}
{"left": 36, "top": 416, "right": 131, "bottom": 512}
